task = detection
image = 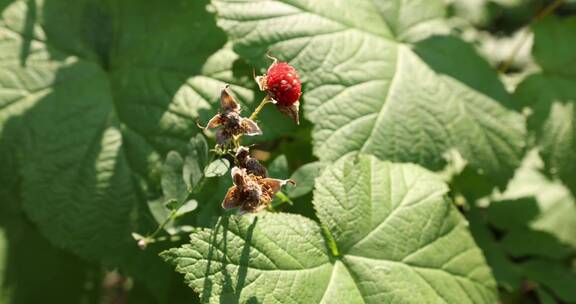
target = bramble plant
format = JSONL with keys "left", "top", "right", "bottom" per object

{"left": 1, "top": 0, "right": 576, "bottom": 303}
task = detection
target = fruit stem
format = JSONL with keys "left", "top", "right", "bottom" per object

{"left": 232, "top": 95, "right": 271, "bottom": 149}
{"left": 249, "top": 95, "right": 271, "bottom": 121}
{"left": 268, "top": 191, "right": 293, "bottom": 212}
{"left": 141, "top": 153, "right": 216, "bottom": 248}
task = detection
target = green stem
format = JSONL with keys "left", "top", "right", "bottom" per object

{"left": 269, "top": 192, "right": 293, "bottom": 211}
{"left": 233, "top": 95, "right": 271, "bottom": 149}
{"left": 499, "top": 0, "right": 565, "bottom": 73}
{"left": 146, "top": 154, "right": 216, "bottom": 243}
{"left": 147, "top": 209, "right": 179, "bottom": 241}
{"left": 249, "top": 95, "right": 271, "bottom": 121}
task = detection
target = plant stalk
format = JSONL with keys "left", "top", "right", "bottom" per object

{"left": 233, "top": 95, "right": 271, "bottom": 148}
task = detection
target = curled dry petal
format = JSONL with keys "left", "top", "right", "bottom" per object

{"left": 260, "top": 178, "right": 295, "bottom": 195}
{"left": 255, "top": 75, "right": 267, "bottom": 92}
{"left": 231, "top": 166, "right": 245, "bottom": 187}
{"left": 204, "top": 88, "right": 263, "bottom": 144}
{"left": 220, "top": 86, "right": 241, "bottom": 113}
{"left": 205, "top": 114, "right": 224, "bottom": 129}
{"left": 240, "top": 118, "right": 262, "bottom": 136}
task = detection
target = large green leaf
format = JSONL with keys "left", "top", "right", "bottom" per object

{"left": 0, "top": 0, "right": 252, "bottom": 301}
{"left": 0, "top": 0, "right": 249, "bottom": 263}
{"left": 212, "top": 0, "right": 526, "bottom": 185}
{"left": 514, "top": 16, "right": 576, "bottom": 195}
{"left": 162, "top": 155, "right": 497, "bottom": 303}
{"left": 0, "top": 187, "right": 100, "bottom": 304}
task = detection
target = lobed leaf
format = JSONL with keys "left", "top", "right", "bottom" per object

{"left": 163, "top": 155, "right": 497, "bottom": 303}
{"left": 212, "top": 0, "right": 526, "bottom": 186}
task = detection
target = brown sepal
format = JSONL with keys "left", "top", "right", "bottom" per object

{"left": 276, "top": 101, "right": 300, "bottom": 125}
{"left": 240, "top": 118, "right": 262, "bottom": 136}
{"left": 206, "top": 114, "right": 224, "bottom": 129}
{"left": 220, "top": 86, "right": 241, "bottom": 113}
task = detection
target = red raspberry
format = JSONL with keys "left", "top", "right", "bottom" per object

{"left": 266, "top": 62, "right": 301, "bottom": 106}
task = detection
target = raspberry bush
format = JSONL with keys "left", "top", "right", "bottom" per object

{"left": 0, "top": 0, "right": 575, "bottom": 303}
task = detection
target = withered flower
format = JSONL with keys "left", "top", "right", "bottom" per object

{"left": 205, "top": 87, "right": 262, "bottom": 145}
{"left": 235, "top": 146, "right": 268, "bottom": 177}
{"left": 222, "top": 167, "right": 294, "bottom": 214}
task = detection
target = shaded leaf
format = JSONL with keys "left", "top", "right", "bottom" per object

{"left": 0, "top": 0, "right": 247, "bottom": 266}
{"left": 184, "top": 134, "right": 209, "bottom": 190}
{"left": 162, "top": 151, "right": 188, "bottom": 203}
{"left": 267, "top": 155, "right": 288, "bottom": 179}
{"left": 287, "top": 161, "right": 327, "bottom": 199}
{"left": 514, "top": 16, "right": 576, "bottom": 195}
{"left": 204, "top": 158, "right": 231, "bottom": 178}
{"left": 467, "top": 209, "right": 523, "bottom": 291}
{"left": 486, "top": 198, "right": 539, "bottom": 231}
{"left": 0, "top": 0, "right": 238, "bottom": 301}
{"left": 522, "top": 259, "right": 576, "bottom": 303}
{"left": 175, "top": 200, "right": 199, "bottom": 217}
{"left": 494, "top": 150, "right": 576, "bottom": 250}
{"left": 500, "top": 229, "right": 574, "bottom": 260}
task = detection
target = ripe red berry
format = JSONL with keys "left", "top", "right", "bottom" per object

{"left": 266, "top": 62, "right": 301, "bottom": 106}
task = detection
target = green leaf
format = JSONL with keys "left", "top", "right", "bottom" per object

{"left": 267, "top": 154, "right": 289, "bottom": 179}
{"left": 162, "top": 155, "right": 497, "bottom": 303}
{"left": 514, "top": 16, "right": 576, "bottom": 195}
{"left": 0, "top": 189, "right": 100, "bottom": 304}
{"left": 486, "top": 198, "right": 539, "bottom": 231}
{"left": 532, "top": 17, "right": 576, "bottom": 77}
{"left": 162, "top": 151, "right": 188, "bottom": 203}
{"left": 500, "top": 229, "right": 574, "bottom": 260}
{"left": 493, "top": 150, "right": 576, "bottom": 250}
{"left": 0, "top": 0, "right": 249, "bottom": 267}
{"left": 287, "top": 161, "right": 327, "bottom": 199}
{"left": 213, "top": 0, "right": 526, "bottom": 185}
{"left": 467, "top": 209, "right": 523, "bottom": 291}
{"left": 522, "top": 259, "right": 576, "bottom": 303}
{"left": 0, "top": 1, "right": 244, "bottom": 301}
{"left": 175, "top": 199, "right": 199, "bottom": 217}
{"left": 535, "top": 287, "right": 558, "bottom": 304}
{"left": 204, "top": 158, "right": 231, "bottom": 178}
{"left": 183, "top": 134, "right": 209, "bottom": 190}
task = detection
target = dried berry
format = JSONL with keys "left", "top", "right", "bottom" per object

{"left": 204, "top": 87, "right": 262, "bottom": 144}
{"left": 222, "top": 167, "right": 294, "bottom": 214}
{"left": 235, "top": 146, "right": 268, "bottom": 177}
{"left": 256, "top": 58, "right": 302, "bottom": 124}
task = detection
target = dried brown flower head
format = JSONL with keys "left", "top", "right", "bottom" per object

{"left": 205, "top": 87, "right": 262, "bottom": 145}
{"left": 222, "top": 167, "right": 294, "bottom": 214}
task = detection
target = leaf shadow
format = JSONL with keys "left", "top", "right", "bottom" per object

{"left": 202, "top": 215, "right": 258, "bottom": 303}
{"left": 18, "top": 0, "right": 35, "bottom": 67}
